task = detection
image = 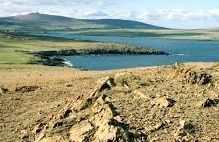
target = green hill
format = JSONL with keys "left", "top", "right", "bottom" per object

{"left": 0, "top": 13, "right": 165, "bottom": 31}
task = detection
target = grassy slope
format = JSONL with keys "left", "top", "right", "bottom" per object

{"left": 0, "top": 32, "right": 162, "bottom": 66}
{"left": 1, "top": 13, "right": 219, "bottom": 41}
{"left": 0, "top": 13, "right": 164, "bottom": 31}
{"left": 67, "top": 29, "right": 219, "bottom": 40}
{"left": 0, "top": 32, "right": 105, "bottom": 64}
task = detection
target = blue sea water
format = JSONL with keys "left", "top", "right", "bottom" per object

{"left": 34, "top": 33, "right": 219, "bottom": 70}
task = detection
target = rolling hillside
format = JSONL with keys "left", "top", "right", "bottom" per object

{"left": 0, "top": 13, "right": 165, "bottom": 31}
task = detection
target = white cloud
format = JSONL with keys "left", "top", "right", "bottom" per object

{"left": 132, "top": 9, "right": 219, "bottom": 22}
{"left": 0, "top": 0, "right": 219, "bottom": 28}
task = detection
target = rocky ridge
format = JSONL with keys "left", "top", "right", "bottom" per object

{"left": 15, "top": 63, "right": 219, "bottom": 142}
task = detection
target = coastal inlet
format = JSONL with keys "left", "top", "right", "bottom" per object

{"left": 29, "top": 44, "right": 169, "bottom": 67}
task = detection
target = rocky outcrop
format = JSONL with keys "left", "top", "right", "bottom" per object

{"left": 169, "top": 66, "right": 214, "bottom": 86}
{"left": 34, "top": 47, "right": 169, "bottom": 57}
{"left": 151, "top": 97, "right": 176, "bottom": 108}
{"left": 31, "top": 56, "right": 66, "bottom": 67}
{"left": 174, "top": 120, "right": 196, "bottom": 142}
{"left": 201, "top": 98, "right": 219, "bottom": 108}
{"left": 26, "top": 76, "right": 147, "bottom": 142}
{"left": 183, "top": 70, "right": 213, "bottom": 85}
{"left": 21, "top": 65, "right": 219, "bottom": 142}
{"left": 0, "top": 87, "right": 8, "bottom": 95}
{"left": 15, "top": 86, "right": 39, "bottom": 93}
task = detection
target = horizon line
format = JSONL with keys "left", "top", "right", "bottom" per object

{"left": 0, "top": 12, "right": 217, "bottom": 30}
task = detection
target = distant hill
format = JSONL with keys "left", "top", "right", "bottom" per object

{"left": 0, "top": 13, "right": 165, "bottom": 31}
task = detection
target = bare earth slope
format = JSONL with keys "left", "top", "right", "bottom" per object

{"left": 0, "top": 63, "right": 219, "bottom": 142}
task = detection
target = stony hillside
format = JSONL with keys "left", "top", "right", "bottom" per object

{"left": 0, "top": 63, "right": 219, "bottom": 141}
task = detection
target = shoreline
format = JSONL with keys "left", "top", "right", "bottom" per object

{"left": 62, "top": 61, "right": 218, "bottom": 72}
{"left": 28, "top": 47, "right": 169, "bottom": 67}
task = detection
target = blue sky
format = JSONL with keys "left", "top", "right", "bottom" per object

{"left": 1, "top": 0, "right": 219, "bottom": 29}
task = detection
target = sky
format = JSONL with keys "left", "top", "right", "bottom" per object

{"left": 0, "top": 0, "right": 219, "bottom": 29}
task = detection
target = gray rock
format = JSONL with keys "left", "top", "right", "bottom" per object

{"left": 20, "top": 130, "right": 29, "bottom": 139}
{"left": 201, "top": 98, "right": 219, "bottom": 108}
{"left": 0, "top": 87, "right": 8, "bottom": 95}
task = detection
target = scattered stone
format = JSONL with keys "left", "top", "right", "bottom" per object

{"left": 61, "top": 109, "right": 73, "bottom": 118}
{"left": 40, "top": 136, "right": 68, "bottom": 142}
{"left": 113, "top": 116, "right": 123, "bottom": 123}
{"left": 15, "top": 86, "right": 39, "bottom": 93}
{"left": 201, "top": 98, "right": 219, "bottom": 108}
{"left": 183, "top": 70, "right": 213, "bottom": 85}
{"left": 154, "top": 122, "right": 166, "bottom": 131}
{"left": 80, "top": 77, "right": 115, "bottom": 110}
{"left": 132, "top": 90, "right": 150, "bottom": 100}
{"left": 22, "top": 69, "right": 219, "bottom": 142}
{"left": 37, "top": 111, "right": 42, "bottom": 115}
{"left": 29, "top": 75, "right": 147, "bottom": 142}
{"left": 69, "top": 121, "right": 94, "bottom": 142}
{"left": 114, "top": 73, "right": 146, "bottom": 90}
{"left": 149, "top": 120, "right": 171, "bottom": 132}
{"left": 180, "top": 120, "right": 196, "bottom": 134}
{"left": 152, "top": 97, "right": 176, "bottom": 108}
{"left": 95, "top": 77, "right": 115, "bottom": 92}
{"left": 66, "top": 84, "right": 73, "bottom": 87}
{"left": 34, "top": 130, "right": 46, "bottom": 142}
{"left": 0, "top": 89, "right": 2, "bottom": 95}
{"left": 175, "top": 120, "right": 196, "bottom": 142}
{"left": 0, "top": 87, "right": 8, "bottom": 95}
{"left": 32, "top": 123, "right": 45, "bottom": 134}
{"left": 52, "top": 121, "right": 64, "bottom": 128}
{"left": 20, "top": 130, "right": 29, "bottom": 139}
